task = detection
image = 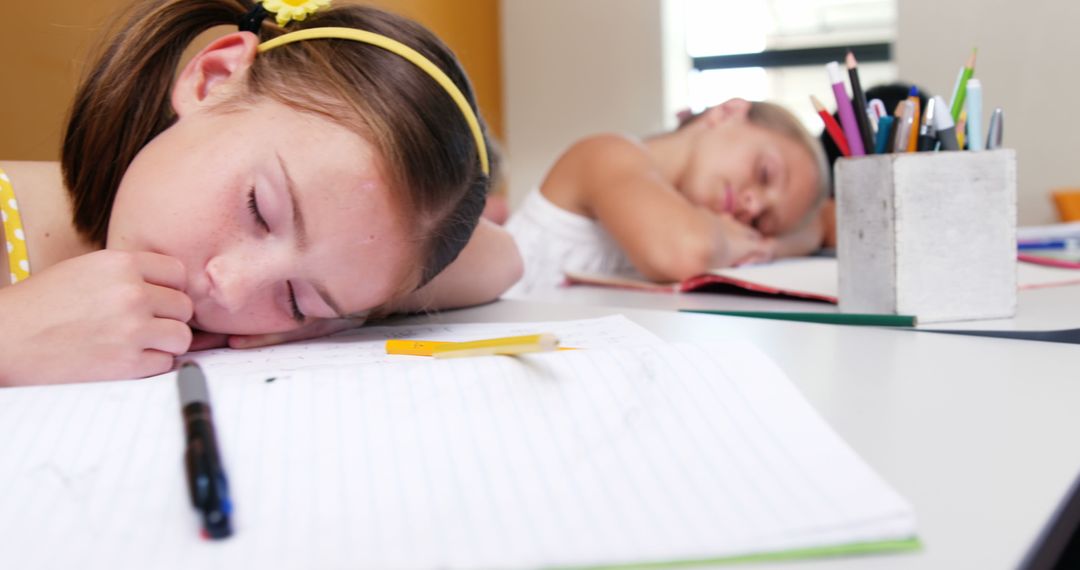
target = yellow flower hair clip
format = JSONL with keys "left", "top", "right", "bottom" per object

{"left": 260, "top": 0, "right": 331, "bottom": 27}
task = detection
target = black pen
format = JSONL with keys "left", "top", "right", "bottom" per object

{"left": 178, "top": 361, "right": 233, "bottom": 539}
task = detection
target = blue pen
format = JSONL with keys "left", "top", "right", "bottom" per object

{"left": 1018, "top": 239, "right": 1080, "bottom": 250}
{"left": 875, "top": 115, "right": 894, "bottom": 154}
{"left": 178, "top": 361, "right": 234, "bottom": 539}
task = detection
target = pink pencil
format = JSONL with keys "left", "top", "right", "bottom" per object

{"left": 826, "top": 61, "right": 866, "bottom": 156}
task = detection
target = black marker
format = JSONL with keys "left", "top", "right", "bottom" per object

{"left": 178, "top": 361, "right": 233, "bottom": 539}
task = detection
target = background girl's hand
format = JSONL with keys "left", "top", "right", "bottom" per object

{"left": 715, "top": 214, "right": 775, "bottom": 266}
{"left": 0, "top": 250, "right": 193, "bottom": 385}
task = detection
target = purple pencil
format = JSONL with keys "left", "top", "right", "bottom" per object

{"left": 826, "top": 61, "right": 866, "bottom": 156}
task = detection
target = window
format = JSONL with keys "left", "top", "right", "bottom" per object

{"left": 684, "top": 0, "right": 897, "bottom": 131}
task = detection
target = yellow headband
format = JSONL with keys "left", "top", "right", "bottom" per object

{"left": 258, "top": 27, "right": 490, "bottom": 176}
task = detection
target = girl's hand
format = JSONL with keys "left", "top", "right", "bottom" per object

{"left": 0, "top": 250, "right": 193, "bottom": 385}
{"left": 716, "top": 214, "right": 775, "bottom": 266}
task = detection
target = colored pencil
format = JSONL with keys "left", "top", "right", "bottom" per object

{"left": 386, "top": 334, "right": 567, "bottom": 358}
{"left": 949, "top": 48, "right": 977, "bottom": 121}
{"left": 680, "top": 309, "right": 917, "bottom": 327}
{"left": 826, "top": 61, "right": 866, "bottom": 156}
{"left": 811, "top": 95, "right": 850, "bottom": 157}
{"left": 845, "top": 51, "right": 875, "bottom": 153}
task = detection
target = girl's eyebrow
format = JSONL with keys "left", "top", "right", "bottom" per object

{"left": 276, "top": 151, "right": 308, "bottom": 250}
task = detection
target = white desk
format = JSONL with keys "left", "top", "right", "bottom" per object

{"left": 396, "top": 288, "right": 1080, "bottom": 569}
{"left": 514, "top": 282, "right": 1080, "bottom": 331}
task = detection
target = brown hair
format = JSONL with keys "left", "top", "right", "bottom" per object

{"left": 62, "top": 0, "right": 494, "bottom": 289}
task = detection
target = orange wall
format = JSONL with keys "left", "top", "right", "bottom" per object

{"left": 0, "top": 0, "right": 502, "bottom": 160}
{"left": 368, "top": 0, "right": 503, "bottom": 140}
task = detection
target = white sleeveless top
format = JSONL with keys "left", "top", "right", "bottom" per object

{"left": 504, "top": 189, "right": 639, "bottom": 298}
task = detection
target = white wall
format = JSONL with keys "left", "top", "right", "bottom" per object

{"left": 501, "top": 0, "right": 688, "bottom": 207}
{"left": 896, "top": 0, "right": 1080, "bottom": 224}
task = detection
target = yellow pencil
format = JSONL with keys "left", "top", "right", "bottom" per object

{"left": 386, "top": 333, "right": 569, "bottom": 358}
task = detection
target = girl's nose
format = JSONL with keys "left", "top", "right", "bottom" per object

{"left": 205, "top": 245, "right": 292, "bottom": 313}
{"left": 205, "top": 254, "right": 255, "bottom": 312}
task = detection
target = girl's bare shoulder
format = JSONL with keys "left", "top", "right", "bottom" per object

{"left": 541, "top": 134, "right": 652, "bottom": 215}
{"left": 556, "top": 133, "right": 650, "bottom": 173}
{"left": 0, "top": 161, "right": 64, "bottom": 194}
{"left": 0, "top": 161, "right": 92, "bottom": 274}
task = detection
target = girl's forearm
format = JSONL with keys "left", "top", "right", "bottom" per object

{"left": 395, "top": 219, "right": 523, "bottom": 312}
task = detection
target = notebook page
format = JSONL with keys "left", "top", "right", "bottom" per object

{"left": 709, "top": 257, "right": 840, "bottom": 299}
{"left": 710, "top": 256, "right": 1080, "bottom": 296}
{"left": 0, "top": 340, "right": 914, "bottom": 570}
{"left": 1017, "top": 261, "right": 1080, "bottom": 288}
{"left": 187, "top": 314, "right": 663, "bottom": 376}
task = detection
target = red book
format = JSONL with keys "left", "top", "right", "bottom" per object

{"left": 565, "top": 258, "right": 840, "bottom": 304}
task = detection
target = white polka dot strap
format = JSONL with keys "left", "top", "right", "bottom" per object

{"left": 0, "top": 168, "right": 30, "bottom": 284}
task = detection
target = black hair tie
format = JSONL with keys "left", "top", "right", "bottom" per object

{"left": 238, "top": 4, "right": 270, "bottom": 33}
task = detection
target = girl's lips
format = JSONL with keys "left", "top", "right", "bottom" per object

{"left": 723, "top": 184, "right": 734, "bottom": 213}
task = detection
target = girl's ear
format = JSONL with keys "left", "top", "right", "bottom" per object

{"left": 702, "top": 98, "right": 752, "bottom": 126}
{"left": 172, "top": 32, "right": 260, "bottom": 117}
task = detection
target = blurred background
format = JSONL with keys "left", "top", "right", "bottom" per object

{"left": 2, "top": 0, "right": 1078, "bottom": 225}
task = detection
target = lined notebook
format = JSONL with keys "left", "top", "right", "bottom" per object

{"left": 0, "top": 317, "right": 917, "bottom": 569}
{"left": 567, "top": 256, "right": 1080, "bottom": 303}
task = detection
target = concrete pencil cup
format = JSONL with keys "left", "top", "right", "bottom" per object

{"left": 834, "top": 149, "right": 1017, "bottom": 323}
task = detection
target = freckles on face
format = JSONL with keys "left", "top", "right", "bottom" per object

{"left": 107, "top": 99, "right": 419, "bottom": 336}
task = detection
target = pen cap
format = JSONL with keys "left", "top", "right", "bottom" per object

{"left": 826, "top": 61, "right": 845, "bottom": 86}
{"left": 965, "top": 79, "right": 985, "bottom": 151}
{"left": 178, "top": 362, "right": 210, "bottom": 406}
{"left": 868, "top": 98, "right": 887, "bottom": 119}
{"left": 986, "top": 108, "right": 1004, "bottom": 149}
{"left": 931, "top": 96, "right": 954, "bottom": 130}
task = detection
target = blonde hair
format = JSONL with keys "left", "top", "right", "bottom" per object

{"left": 746, "top": 101, "right": 830, "bottom": 204}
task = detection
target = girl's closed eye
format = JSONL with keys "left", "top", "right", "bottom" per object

{"left": 250, "top": 186, "right": 302, "bottom": 323}
{"left": 286, "top": 281, "right": 305, "bottom": 324}
{"left": 759, "top": 163, "right": 772, "bottom": 188}
{"left": 247, "top": 187, "right": 270, "bottom": 232}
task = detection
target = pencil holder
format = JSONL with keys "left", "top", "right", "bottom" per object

{"left": 835, "top": 149, "right": 1017, "bottom": 323}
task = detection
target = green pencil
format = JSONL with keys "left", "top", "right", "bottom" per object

{"left": 949, "top": 48, "right": 977, "bottom": 121}
{"left": 679, "top": 309, "right": 916, "bottom": 327}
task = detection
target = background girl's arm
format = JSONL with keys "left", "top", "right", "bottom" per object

{"left": 553, "top": 135, "right": 769, "bottom": 282}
